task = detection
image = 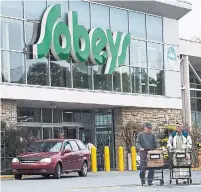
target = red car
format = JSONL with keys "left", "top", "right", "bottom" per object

{"left": 11, "top": 139, "right": 90, "bottom": 180}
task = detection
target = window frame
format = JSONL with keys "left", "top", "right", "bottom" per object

{"left": 63, "top": 141, "right": 72, "bottom": 152}
{"left": 76, "top": 140, "right": 87, "bottom": 150}
{"left": 69, "top": 140, "right": 80, "bottom": 152}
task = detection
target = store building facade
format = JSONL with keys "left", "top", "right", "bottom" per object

{"left": 0, "top": 0, "right": 193, "bottom": 169}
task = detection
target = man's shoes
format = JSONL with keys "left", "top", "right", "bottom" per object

{"left": 148, "top": 180, "right": 153, "bottom": 186}
{"left": 141, "top": 179, "right": 146, "bottom": 185}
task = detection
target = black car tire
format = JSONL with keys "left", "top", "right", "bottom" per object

{"left": 42, "top": 175, "right": 50, "bottom": 179}
{"left": 53, "top": 163, "right": 61, "bottom": 179}
{"left": 78, "top": 161, "right": 88, "bottom": 177}
{"left": 14, "top": 174, "right": 22, "bottom": 180}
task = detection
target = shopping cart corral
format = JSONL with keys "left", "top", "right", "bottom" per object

{"left": 140, "top": 149, "right": 167, "bottom": 186}
{"left": 168, "top": 149, "right": 192, "bottom": 185}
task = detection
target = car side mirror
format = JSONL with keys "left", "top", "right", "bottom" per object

{"left": 64, "top": 149, "right": 71, "bottom": 154}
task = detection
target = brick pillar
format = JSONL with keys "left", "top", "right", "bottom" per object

{"left": 113, "top": 107, "right": 182, "bottom": 170}
{"left": 0, "top": 99, "right": 17, "bottom": 127}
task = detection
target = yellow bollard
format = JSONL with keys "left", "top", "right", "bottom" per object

{"left": 118, "top": 146, "right": 124, "bottom": 171}
{"left": 131, "top": 146, "right": 137, "bottom": 171}
{"left": 104, "top": 146, "right": 110, "bottom": 172}
{"left": 91, "top": 146, "right": 97, "bottom": 172}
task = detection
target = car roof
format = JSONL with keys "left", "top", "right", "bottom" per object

{"left": 35, "top": 139, "right": 81, "bottom": 142}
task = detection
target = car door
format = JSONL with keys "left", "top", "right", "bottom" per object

{"left": 76, "top": 140, "right": 88, "bottom": 168}
{"left": 69, "top": 140, "right": 80, "bottom": 170}
{"left": 62, "top": 141, "right": 73, "bottom": 171}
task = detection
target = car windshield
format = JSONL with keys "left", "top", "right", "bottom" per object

{"left": 26, "top": 141, "right": 62, "bottom": 153}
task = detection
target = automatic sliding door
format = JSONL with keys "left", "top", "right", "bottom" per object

{"left": 63, "top": 126, "right": 78, "bottom": 139}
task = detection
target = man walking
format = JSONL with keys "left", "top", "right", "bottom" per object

{"left": 136, "top": 122, "right": 160, "bottom": 185}
{"left": 167, "top": 123, "right": 192, "bottom": 184}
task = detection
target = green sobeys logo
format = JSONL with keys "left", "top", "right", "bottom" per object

{"left": 31, "top": 4, "right": 131, "bottom": 74}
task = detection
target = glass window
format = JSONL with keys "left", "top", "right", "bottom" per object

{"left": 54, "top": 127, "right": 63, "bottom": 139}
{"left": 42, "top": 108, "right": 52, "bottom": 123}
{"left": 64, "top": 142, "right": 72, "bottom": 151}
{"left": 53, "top": 109, "right": 62, "bottom": 123}
{"left": 24, "top": 0, "right": 47, "bottom": 21}
{"left": 197, "top": 99, "right": 201, "bottom": 112}
{"left": 132, "top": 67, "right": 148, "bottom": 94}
{"left": 148, "top": 70, "right": 164, "bottom": 95}
{"left": 113, "top": 69, "right": 121, "bottom": 92}
{"left": 82, "top": 111, "right": 92, "bottom": 125}
{"left": 197, "top": 90, "right": 201, "bottom": 98}
{"left": 146, "top": 15, "right": 163, "bottom": 42}
{"left": 17, "top": 107, "right": 41, "bottom": 122}
{"left": 25, "top": 22, "right": 40, "bottom": 46}
{"left": 93, "top": 65, "right": 112, "bottom": 91}
{"left": 120, "top": 66, "right": 131, "bottom": 93}
{"left": 1, "top": 18, "right": 24, "bottom": 51}
{"left": 91, "top": 3, "right": 109, "bottom": 29}
{"left": 76, "top": 140, "right": 86, "bottom": 150}
{"left": 27, "top": 141, "right": 62, "bottom": 152}
{"left": 95, "top": 110, "right": 112, "bottom": 126}
{"left": 1, "top": 0, "right": 23, "bottom": 18}
{"left": 129, "top": 12, "right": 146, "bottom": 39}
{"left": 147, "top": 43, "right": 164, "bottom": 69}
{"left": 63, "top": 110, "right": 81, "bottom": 122}
{"left": 110, "top": 7, "right": 128, "bottom": 33}
{"left": 69, "top": 1, "right": 90, "bottom": 29}
{"left": 69, "top": 141, "right": 79, "bottom": 151}
{"left": 72, "top": 62, "right": 92, "bottom": 89}
{"left": 50, "top": 57, "right": 71, "bottom": 88}
{"left": 26, "top": 54, "right": 49, "bottom": 86}
{"left": 47, "top": 1, "right": 69, "bottom": 22}
{"left": 1, "top": 51, "right": 25, "bottom": 84}
{"left": 191, "top": 112, "right": 196, "bottom": 123}
{"left": 43, "top": 127, "right": 53, "bottom": 139}
{"left": 190, "top": 90, "right": 196, "bottom": 98}
{"left": 189, "top": 70, "right": 195, "bottom": 84}
{"left": 130, "top": 40, "right": 147, "bottom": 67}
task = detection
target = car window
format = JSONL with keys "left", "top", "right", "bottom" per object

{"left": 63, "top": 141, "right": 72, "bottom": 151}
{"left": 76, "top": 140, "right": 86, "bottom": 150}
{"left": 69, "top": 141, "right": 79, "bottom": 151}
{"left": 27, "top": 141, "right": 62, "bottom": 153}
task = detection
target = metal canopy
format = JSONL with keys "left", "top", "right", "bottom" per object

{"left": 88, "top": 0, "right": 192, "bottom": 19}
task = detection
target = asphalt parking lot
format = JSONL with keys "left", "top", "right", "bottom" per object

{"left": 1, "top": 171, "right": 201, "bottom": 192}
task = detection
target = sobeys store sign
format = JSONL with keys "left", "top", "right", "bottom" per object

{"left": 31, "top": 4, "right": 131, "bottom": 74}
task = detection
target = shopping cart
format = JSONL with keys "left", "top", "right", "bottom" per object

{"left": 168, "top": 149, "right": 192, "bottom": 185}
{"left": 140, "top": 149, "right": 167, "bottom": 186}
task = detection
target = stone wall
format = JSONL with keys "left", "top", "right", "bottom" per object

{"left": 0, "top": 99, "right": 17, "bottom": 127}
{"left": 113, "top": 107, "right": 182, "bottom": 169}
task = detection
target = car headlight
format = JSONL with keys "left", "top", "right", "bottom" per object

{"left": 12, "top": 158, "right": 19, "bottom": 163}
{"left": 40, "top": 158, "right": 51, "bottom": 163}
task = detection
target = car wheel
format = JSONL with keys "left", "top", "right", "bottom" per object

{"left": 78, "top": 161, "right": 88, "bottom": 177}
{"left": 14, "top": 174, "right": 22, "bottom": 180}
{"left": 53, "top": 163, "right": 61, "bottom": 179}
{"left": 42, "top": 175, "right": 50, "bottom": 179}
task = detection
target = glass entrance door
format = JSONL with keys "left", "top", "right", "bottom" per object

{"left": 63, "top": 126, "right": 78, "bottom": 139}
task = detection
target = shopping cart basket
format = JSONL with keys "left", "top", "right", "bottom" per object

{"left": 140, "top": 149, "right": 167, "bottom": 186}
{"left": 168, "top": 149, "right": 192, "bottom": 185}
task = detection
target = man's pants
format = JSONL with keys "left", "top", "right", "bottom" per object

{"left": 140, "top": 151, "right": 154, "bottom": 183}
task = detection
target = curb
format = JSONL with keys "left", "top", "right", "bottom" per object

{"left": 0, "top": 175, "right": 14, "bottom": 179}
{"left": 192, "top": 168, "right": 201, "bottom": 171}
{"left": 0, "top": 175, "right": 32, "bottom": 180}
